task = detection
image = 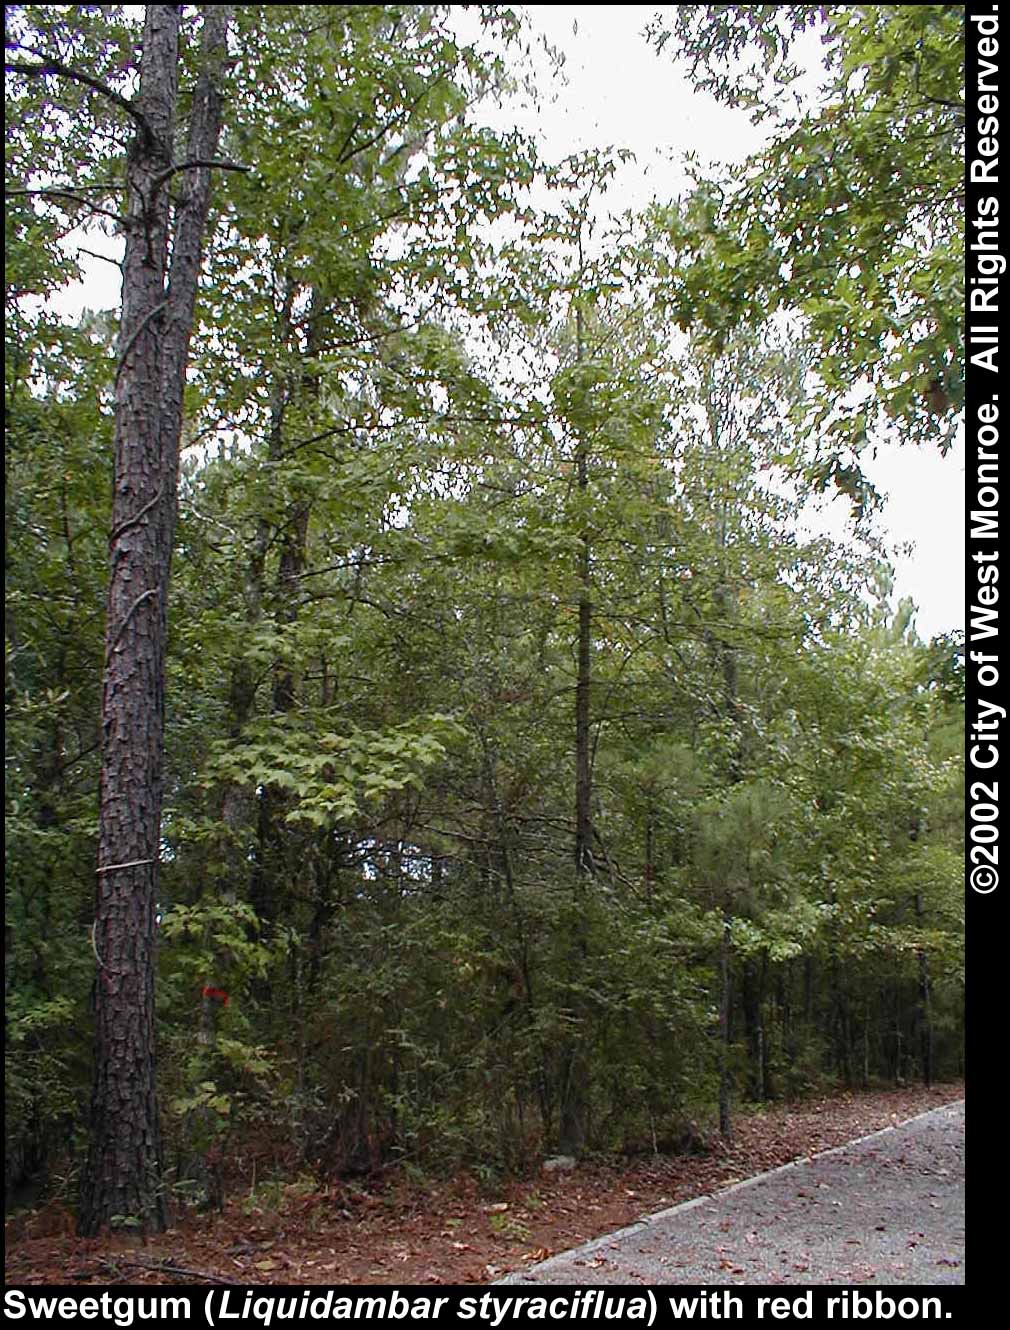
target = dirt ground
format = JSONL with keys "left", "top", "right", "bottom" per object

{"left": 4, "top": 1081, "right": 963, "bottom": 1287}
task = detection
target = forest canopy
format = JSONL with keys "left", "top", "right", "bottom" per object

{"left": 5, "top": 3, "right": 964, "bottom": 1235}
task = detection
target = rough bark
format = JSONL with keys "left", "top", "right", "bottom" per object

{"left": 80, "top": 5, "right": 231, "bottom": 1237}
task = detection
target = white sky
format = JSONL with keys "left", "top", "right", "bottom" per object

{"left": 50, "top": 3, "right": 965, "bottom": 642}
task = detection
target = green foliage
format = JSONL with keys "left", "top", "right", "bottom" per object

{"left": 648, "top": 4, "right": 964, "bottom": 479}
{"left": 4, "top": 3, "right": 963, "bottom": 1208}
{"left": 206, "top": 714, "right": 463, "bottom": 829}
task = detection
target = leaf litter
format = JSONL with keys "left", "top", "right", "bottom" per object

{"left": 5, "top": 1082, "right": 961, "bottom": 1287}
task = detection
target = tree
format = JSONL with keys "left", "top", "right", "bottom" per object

{"left": 4, "top": 7, "right": 965, "bottom": 1216}
{"left": 7, "top": 3, "right": 236, "bottom": 1233}
{"left": 153, "top": 4, "right": 550, "bottom": 1176}
{"left": 85, "top": 1, "right": 234, "bottom": 1236}
{"left": 648, "top": 4, "right": 964, "bottom": 493}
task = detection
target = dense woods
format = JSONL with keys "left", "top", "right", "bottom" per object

{"left": 6, "top": 4, "right": 964, "bottom": 1235}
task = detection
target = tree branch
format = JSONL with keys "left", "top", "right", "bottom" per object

{"left": 75, "top": 245, "right": 124, "bottom": 271}
{"left": 5, "top": 186, "right": 129, "bottom": 228}
{"left": 338, "top": 73, "right": 448, "bottom": 166}
{"left": 149, "top": 157, "right": 250, "bottom": 197}
{"left": 4, "top": 58, "right": 156, "bottom": 143}
{"left": 98, "top": 1257, "right": 244, "bottom": 1287}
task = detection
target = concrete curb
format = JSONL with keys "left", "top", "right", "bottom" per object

{"left": 498, "top": 1099, "right": 965, "bottom": 1284}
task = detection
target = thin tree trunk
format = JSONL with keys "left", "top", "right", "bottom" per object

{"left": 479, "top": 731, "right": 550, "bottom": 1136}
{"left": 915, "top": 892, "right": 934, "bottom": 1087}
{"left": 742, "top": 955, "right": 769, "bottom": 1101}
{"left": 718, "top": 915, "right": 732, "bottom": 1140}
{"left": 574, "top": 311, "right": 593, "bottom": 886}
{"left": 830, "top": 952, "right": 853, "bottom": 1087}
{"left": 80, "top": 5, "right": 231, "bottom": 1236}
{"left": 250, "top": 282, "right": 321, "bottom": 925}
{"left": 559, "top": 306, "right": 591, "bottom": 1157}
{"left": 644, "top": 809, "right": 655, "bottom": 902}
{"left": 705, "top": 433, "right": 744, "bottom": 1137}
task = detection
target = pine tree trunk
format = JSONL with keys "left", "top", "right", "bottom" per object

{"left": 80, "top": 4, "right": 231, "bottom": 1236}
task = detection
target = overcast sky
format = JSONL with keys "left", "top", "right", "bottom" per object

{"left": 52, "top": 4, "right": 964, "bottom": 642}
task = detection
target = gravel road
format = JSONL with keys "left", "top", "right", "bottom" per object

{"left": 501, "top": 1101, "right": 964, "bottom": 1286}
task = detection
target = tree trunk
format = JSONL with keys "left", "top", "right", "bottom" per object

{"left": 559, "top": 307, "right": 592, "bottom": 1157}
{"left": 915, "top": 892, "right": 934, "bottom": 1088}
{"left": 250, "top": 281, "right": 319, "bottom": 926}
{"left": 742, "top": 955, "right": 767, "bottom": 1101}
{"left": 718, "top": 915, "right": 733, "bottom": 1140}
{"left": 644, "top": 809, "right": 655, "bottom": 901}
{"left": 80, "top": 4, "right": 231, "bottom": 1236}
{"left": 830, "top": 954, "right": 853, "bottom": 1087}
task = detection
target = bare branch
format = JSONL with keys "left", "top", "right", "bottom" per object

{"left": 98, "top": 1257, "right": 244, "bottom": 1287}
{"left": 149, "top": 157, "right": 250, "bottom": 197}
{"left": 4, "top": 58, "right": 156, "bottom": 143}
{"left": 5, "top": 186, "right": 129, "bottom": 228}
{"left": 75, "top": 245, "right": 124, "bottom": 271}
{"left": 6, "top": 179, "right": 126, "bottom": 195}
